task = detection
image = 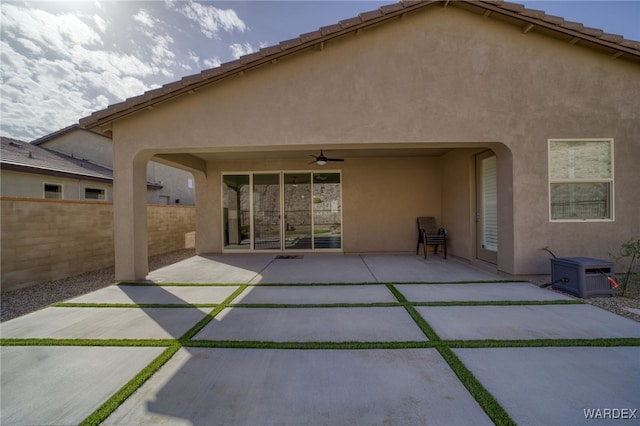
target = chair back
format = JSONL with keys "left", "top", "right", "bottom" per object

{"left": 417, "top": 216, "right": 438, "bottom": 234}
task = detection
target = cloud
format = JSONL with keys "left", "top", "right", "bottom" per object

{"left": 0, "top": 3, "right": 165, "bottom": 140}
{"left": 229, "top": 42, "right": 256, "bottom": 59}
{"left": 188, "top": 50, "right": 200, "bottom": 64}
{"left": 133, "top": 9, "right": 155, "bottom": 28}
{"left": 94, "top": 15, "right": 107, "bottom": 33}
{"left": 0, "top": 1, "right": 253, "bottom": 140}
{"left": 169, "top": 0, "right": 246, "bottom": 39}
{"left": 1, "top": 4, "right": 102, "bottom": 52}
{"left": 203, "top": 57, "right": 222, "bottom": 68}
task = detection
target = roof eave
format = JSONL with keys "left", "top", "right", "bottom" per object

{"left": 0, "top": 162, "right": 113, "bottom": 183}
{"left": 78, "top": 0, "right": 440, "bottom": 131}
{"left": 79, "top": 0, "right": 640, "bottom": 132}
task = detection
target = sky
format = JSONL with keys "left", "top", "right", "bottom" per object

{"left": 1, "top": 1, "right": 639, "bottom": 142}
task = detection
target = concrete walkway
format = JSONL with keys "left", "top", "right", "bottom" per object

{"left": 1, "top": 254, "right": 639, "bottom": 425}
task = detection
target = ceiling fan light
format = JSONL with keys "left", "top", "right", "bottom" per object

{"left": 316, "top": 159, "right": 327, "bottom": 166}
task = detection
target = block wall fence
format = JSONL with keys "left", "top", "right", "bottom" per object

{"left": 0, "top": 198, "right": 195, "bottom": 291}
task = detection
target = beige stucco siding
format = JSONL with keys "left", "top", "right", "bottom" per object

{"left": 105, "top": 5, "right": 639, "bottom": 277}
{"left": 200, "top": 156, "right": 441, "bottom": 253}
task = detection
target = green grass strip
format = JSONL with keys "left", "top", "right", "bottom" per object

{"left": 403, "top": 304, "right": 441, "bottom": 341}
{"left": 51, "top": 300, "right": 583, "bottom": 309}
{"left": 386, "top": 284, "right": 441, "bottom": 341}
{"left": 229, "top": 302, "right": 401, "bottom": 308}
{"left": 118, "top": 280, "right": 524, "bottom": 287}
{"left": 80, "top": 344, "right": 181, "bottom": 426}
{"left": 184, "top": 340, "right": 436, "bottom": 350}
{"left": 445, "top": 337, "right": 640, "bottom": 348}
{"left": 391, "top": 280, "right": 525, "bottom": 285}
{"left": 53, "top": 303, "right": 219, "bottom": 308}
{"left": 437, "top": 346, "right": 516, "bottom": 425}
{"left": 411, "top": 299, "right": 584, "bottom": 307}
{"left": 179, "top": 285, "right": 248, "bottom": 341}
{"left": 0, "top": 338, "right": 175, "bottom": 347}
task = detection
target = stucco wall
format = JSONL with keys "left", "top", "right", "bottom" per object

{"left": 0, "top": 170, "right": 112, "bottom": 201}
{"left": 38, "top": 129, "right": 196, "bottom": 205}
{"left": 39, "top": 130, "right": 113, "bottom": 169}
{"left": 0, "top": 198, "right": 195, "bottom": 291}
{"left": 106, "top": 5, "right": 639, "bottom": 276}
{"left": 204, "top": 155, "right": 441, "bottom": 253}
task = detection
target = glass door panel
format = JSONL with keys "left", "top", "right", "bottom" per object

{"left": 313, "top": 173, "right": 341, "bottom": 249}
{"left": 223, "top": 174, "right": 250, "bottom": 250}
{"left": 476, "top": 152, "right": 498, "bottom": 264}
{"left": 253, "top": 174, "right": 281, "bottom": 250}
{"left": 284, "top": 173, "right": 312, "bottom": 250}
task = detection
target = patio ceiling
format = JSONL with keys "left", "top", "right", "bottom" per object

{"left": 189, "top": 147, "right": 454, "bottom": 162}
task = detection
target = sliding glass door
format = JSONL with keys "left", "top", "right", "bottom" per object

{"left": 253, "top": 174, "right": 281, "bottom": 250}
{"left": 223, "top": 171, "right": 341, "bottom": 251}
{"left": 284, "top": 173, "right": 312, "bottom": 250}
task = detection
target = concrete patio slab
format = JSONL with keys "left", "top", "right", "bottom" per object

{"left": 454, "top": 346, "right": 640, "bottom": 425}
{"left": 232, "top": 284, "right": 397, "bottom": 304}
{"left": 146, "top": 254, "right": 275, "bottom": 283}
{"left": 104, "top": 347, "right": 494, "bottom": 426}
{"left": 142, "top": 253, "right": 507, "bottom": 285}
{"left": 66, "top": 284, "right": 240, "bottom": 305}
{"left": 193, "top": 307, "right": 427, "bottom": 342}
{"left": 361, "top": 254, "right": 503, "bottom": 282}
{"left": 0, "top": 345, "right": 165, "bottom": 426}
{"left": 395, "top": 282, "right": 574, "bottom": 302}
{"left": 250, "top": 255, "right": 376, "bottom": 283}
{"left": 416, "top": 304, "right": 640, "bottom": 340}
{"left": 0, "top": 307, "right": 209, "bottom": 339}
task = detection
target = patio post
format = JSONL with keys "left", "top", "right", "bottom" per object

{"left": 113, "top": 149, "right": 151, "bottom": 281}
{"left": 194, "top": 169, "right": 221, "bottom": 254}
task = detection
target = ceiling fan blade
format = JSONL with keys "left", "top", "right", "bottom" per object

{"left": 326, "top": 158, "right": 344, "bottom": 162}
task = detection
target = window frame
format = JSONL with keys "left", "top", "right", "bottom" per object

{"left": 43, "top": 183, "right": 63, "bottom": 200}
{"left": 548, "top": 138, "right": 614, "bottom": 222}
{"left": 83, "top": 186, "right": 107, "bottom": 201}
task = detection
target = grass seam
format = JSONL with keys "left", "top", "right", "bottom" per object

{"left": 80, "top": 344, "right": 181, "bottom": 426}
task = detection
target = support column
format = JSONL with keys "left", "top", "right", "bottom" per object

{"left": 194, "top": 164, "right": 221, "bottom": 254}
{"left": 113, "top": 149, "right": 151, "bottom": 281}
{"left": 493, "top": 144, "right": 515, "bottom": 276}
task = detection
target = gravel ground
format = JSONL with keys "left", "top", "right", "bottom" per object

{"left": 532, "top": 277, "right": 640, "bottom": 323}
{"left": 2, "top": 251, "right": 639, "bottom": 323}
{"left": 1, "top": 249, "right": 195, "bottom": 322}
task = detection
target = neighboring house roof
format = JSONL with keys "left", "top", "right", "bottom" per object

{"left": 31, "top": 124, "right": 110, "bottom": 146}
{"left": 1, "top": 136, "right": 113, "bottom": 183}
{"left": 79, "top": 0, "right": 640, "bottom": 131}
{"left": 0, "top": 137, "right": 162, "bottom": 189}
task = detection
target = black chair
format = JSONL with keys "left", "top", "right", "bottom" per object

{"left": 416, "top": 216, "right": 447, "bottom": 259}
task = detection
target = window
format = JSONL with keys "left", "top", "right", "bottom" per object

{"left": 84, "top": 187, "right": 106, "bottom": 200}
{"left": 549, "top": 139, "right": 613, "bottom": 221}
{"left": 44, "top": 183, "right": 62, "bottom": 199}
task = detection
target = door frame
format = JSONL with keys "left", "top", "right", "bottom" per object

{"left": 221, "top": 170, "right": 343, "bottom": 253}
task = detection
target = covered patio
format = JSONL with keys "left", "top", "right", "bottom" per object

{"left": 143, "top": 252, "right": 504, "bottom": 284}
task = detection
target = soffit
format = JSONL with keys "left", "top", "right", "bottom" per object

{"left": 188, "top": 147, "right": 453, "bottom": 162}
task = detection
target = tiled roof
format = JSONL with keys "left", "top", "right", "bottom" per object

{"left": 80, "top": 0, "right": 640, "bottom": 130}
{"left": 1, "top": 136, "right": 113, "bottom": 182}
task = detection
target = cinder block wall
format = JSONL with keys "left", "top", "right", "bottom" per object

{"left": 0, "top": 198, "right": 195, "bottom": 291}
{"left": 147, "top": 204, "right": 196, "bottom": 256}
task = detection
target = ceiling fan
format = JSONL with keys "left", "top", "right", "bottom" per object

{"left": 309, "top": 150, "right": 344, "bottom": 165}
